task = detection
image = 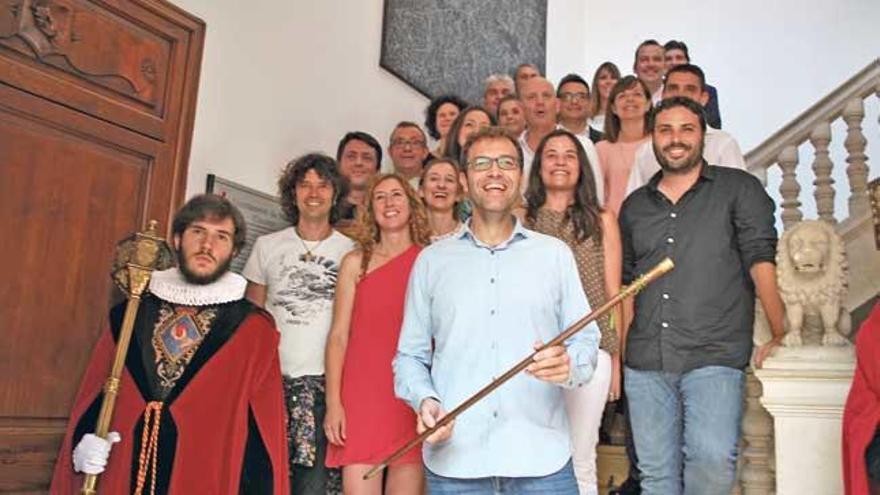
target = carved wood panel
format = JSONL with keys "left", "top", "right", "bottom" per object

{"left": 0, "top": 0, "right": 200, "bottom": 140}
{"left": 0, "top": 1, "right": 204, "bottom": 491}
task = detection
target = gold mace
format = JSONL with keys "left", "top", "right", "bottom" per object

{"left": 363, "top": 257, "right": 674, "bottom": 480}
{"left": 82, "top": 220, "right": 173, "bottom": 495}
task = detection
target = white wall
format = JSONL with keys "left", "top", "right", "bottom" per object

{"left": 178, "top": 0, "right": 427, "bottom": 199}
{"left": 576, "top": 0, "right": 879, "bottom": 152}
{"left": 179, "top": 0, "right": 878, "bottom": 214}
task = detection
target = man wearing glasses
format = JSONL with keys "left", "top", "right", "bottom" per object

{"left": 387, "top": 121, "right": 429, "bottom": 188}
{"left": 394, "top": 126, "right": 600, "bottom": 494}
{"left": 557, "top": 73, "right": 603, "bottom": 144}
{"left": 518, "top": 77, "right": 604, "bottom": 201}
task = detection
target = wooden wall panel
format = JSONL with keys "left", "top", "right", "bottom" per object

{"left": 0, "top": 0, "right": 204, "bottom": 491}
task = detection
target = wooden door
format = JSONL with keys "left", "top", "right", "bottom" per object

{"left": 0, "top": 1, "right": 204, "bottom": 492}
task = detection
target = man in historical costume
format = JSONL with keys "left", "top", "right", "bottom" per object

{"left": 843, "top": 302, "right": 880, "bottom": 495}
{"left": 52, "top": 194, "right": 289, "bottom": 494}
{"left": 244, "top": 154, "right": 355, "bottom": 494}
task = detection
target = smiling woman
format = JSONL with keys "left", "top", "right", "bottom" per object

{"left": 523, "top": 129, "right": 625, "bottom": 495}
{"left": 323, "top": 173, "right": 429, "bottom": 492}
{"left": 419, "top": 158, "right": 464, "bottom": 241}
{"left": 596, "top": 76, "right": 652, "bottom": 215}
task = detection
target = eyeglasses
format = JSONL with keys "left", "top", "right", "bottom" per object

{"left": 559, "top": 92, "right": 589, "bottom": 102}
{"left": 468, "top": 155, "right": 520, "bottom": 171}
{"left": 391, "top": 138, "right": 426, "bottom": 148}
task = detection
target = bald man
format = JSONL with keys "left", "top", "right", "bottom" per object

{"left": 517, "top": 77, "right": 604, "bottom": 204}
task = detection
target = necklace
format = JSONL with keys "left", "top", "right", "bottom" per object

{"left": 297, "top": 228, "right": 329, "bottom": 262}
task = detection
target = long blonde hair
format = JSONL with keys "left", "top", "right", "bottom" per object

{"left": 354, "top": 173, "right": 431, "bottom": 275}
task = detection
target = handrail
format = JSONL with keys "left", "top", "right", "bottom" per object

{"left": 745, "top": 58, "right": 880, "bottom": 173}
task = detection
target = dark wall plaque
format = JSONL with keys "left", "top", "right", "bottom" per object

{"left": 380, "top": 0, "right": 547, "bottom": 105}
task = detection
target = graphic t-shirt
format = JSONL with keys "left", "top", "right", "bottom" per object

{"left": 243, "top": 226, "right": 355, "bottom": 377}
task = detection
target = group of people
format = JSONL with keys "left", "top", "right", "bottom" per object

{"left": 56, "top": 37, "right": 880, "bottom": 495}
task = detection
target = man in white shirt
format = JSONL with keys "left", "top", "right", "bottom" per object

{"left": 518, "top": 76, "right": 604, "bottom": 204}
{"left": 243, "top": 153, "right": 355, "bottom": 494}
{"left": 633, "top": 40, "right": 666, "bottom": 105}
{"left": 627, "top": 64, "right": 745, "bottom": 195}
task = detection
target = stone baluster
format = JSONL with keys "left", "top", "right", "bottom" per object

{"left": 843, "top": 98, "right": 869, "bottom": 217}
{"left": 778, "top": 145, "right": 802, "bottom": 229}
{"left": 809, "top": 122, "right": 836, "bottom": 224}
{"left": 740, "top": 369, "right": 775, "bottom": 495}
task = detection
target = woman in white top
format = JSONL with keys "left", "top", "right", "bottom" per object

{"left": 588, "top": 62, "right": 621, "bottom": 136}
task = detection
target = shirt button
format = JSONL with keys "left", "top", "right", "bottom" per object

{"left": 670, "top": 212, "right": 677, "bottom": 218}
{"left": 662, "top": 293, "right": 670, "bottom": 300}
{"left": 490, "top": 309, "right": 496, "bottom": 315}
{"left": 490, "top": 277, "right": 495, "bottom": 284}
{"left": 493, "top": 411, "right": 498, "bottom": 418}
{"left": 661, "top": 322, "right": 669, "bottom": 328}
{"left": 667, "top": 237, "right": 674, "bottom": 244}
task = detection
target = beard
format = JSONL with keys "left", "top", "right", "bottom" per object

{"left": 654, "top": 139, "right": 705, "bottom": 175}
{"left": 176, "top": 247, "right": 234, "bottom": 285}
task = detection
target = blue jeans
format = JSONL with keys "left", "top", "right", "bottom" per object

{"left": 624, "top": 365, "right": 745, "bottom": 495}
{"left": 425, "top": 459, "right": 578, "bottom": 494}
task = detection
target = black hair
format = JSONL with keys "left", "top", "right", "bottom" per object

{"left": 665, "top": 63, "right": 706, "bottom": 91}
{"left": 424, "top": 94, "right": 469, "bottom": 140}
{"left": 649, "top": 96, "right": 708, "bottom": 133}
{"left": 556, "top": 73, "right": 590, "bottom": 96}
{"left": 336, "top": 131, "right": 382, "bottom": 166}
{"left": 663, "top": 40, "right": 690, "bottom": 61}
{"left": 524, "top": 129, "right": 602, "bottom": 244}
{"left": 277, "top": 153, "right": 349, "bottom": 226}
{"left": 441, "top": 106, "right": 497, "bottom": 169}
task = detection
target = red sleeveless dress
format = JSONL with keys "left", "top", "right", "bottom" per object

{"left": 326, "top": 245, "right": 422, "bottom": 467}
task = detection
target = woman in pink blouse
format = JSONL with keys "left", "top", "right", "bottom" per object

{"left": 596, "top": 76, "right": 652, "bottom": 215}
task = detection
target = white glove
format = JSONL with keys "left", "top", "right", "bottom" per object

{"left": 73, "top": 432, "right": 121, "bottom": 474}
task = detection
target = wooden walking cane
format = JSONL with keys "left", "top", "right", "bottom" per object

{"left": 363, "top": 257, "right": 674, "bottom": 480}
{"left": 81, "top": 221, "right": 174, "bottom": 495}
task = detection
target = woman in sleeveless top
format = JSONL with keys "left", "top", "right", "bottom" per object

{"left": 324, "top": 173, "right": 431, "bottom": 493}
{"left": 524, "top": 129, "right": 628, "bottom": 495}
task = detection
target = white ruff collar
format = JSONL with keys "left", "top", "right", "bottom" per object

{"left": 148, "top": 268, "right": 247, "bottom": 306}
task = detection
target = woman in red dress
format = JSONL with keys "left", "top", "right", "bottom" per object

{"left": 324, "top": 173, "right": 431, "bottom": 493}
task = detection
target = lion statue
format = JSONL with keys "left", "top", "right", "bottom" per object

{"left": 777, "top": 220, "right": 851, "bottom": 346}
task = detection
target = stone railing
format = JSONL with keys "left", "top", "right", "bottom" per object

{"left": 737, "top": 58, "right": 879, "bottom": 495}
{"left": 746, "top": 58, "right": 878, "bottom": 230}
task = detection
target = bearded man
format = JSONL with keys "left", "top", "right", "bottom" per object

{"left": 52, "top": 194, "right": 289, "bottom": 494}
{"left": 618, "top": 97, "right": 786, "bottom": 495}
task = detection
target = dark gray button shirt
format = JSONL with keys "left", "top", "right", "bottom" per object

{"left": 620, "top": 164, "right": 777, "bottom": 372}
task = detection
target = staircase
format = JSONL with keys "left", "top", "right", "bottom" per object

{"left": 737, "top": 58, "right": 880, "bottom": 495}
{"left": 745, "top": 58, "right": 879, "bottom": 318}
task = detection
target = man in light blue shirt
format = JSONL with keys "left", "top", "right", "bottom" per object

{"left": 393, "top": 126, "right": 600, "bottom": 493}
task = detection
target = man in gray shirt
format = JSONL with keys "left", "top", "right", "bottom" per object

{"left": 619, "top": 97, "right": 786, "bottom": 495}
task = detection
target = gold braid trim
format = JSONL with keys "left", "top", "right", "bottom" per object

{"left": 134, "top": 401, "right": 163, "bottom": 495}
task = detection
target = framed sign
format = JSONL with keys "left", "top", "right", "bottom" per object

{"left": 206, "top": 174, "right": 290, "bottom": 273}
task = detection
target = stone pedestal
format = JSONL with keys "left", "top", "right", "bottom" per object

{"left": 755, "top": 345, "right": 855, "bottom": 495}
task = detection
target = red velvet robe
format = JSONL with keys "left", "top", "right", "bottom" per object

{"left": 51, "top": 295, "right": 289, "bottom": 494}
{"left": 844, "top": 302, "right": 880, "bottom": 495}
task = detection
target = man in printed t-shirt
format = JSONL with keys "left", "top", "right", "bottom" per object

{"left": 244, "top": 153, "right": 355, "bottom": 495}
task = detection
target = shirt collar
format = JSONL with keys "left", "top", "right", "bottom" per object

{"left": 458, "top": 215, "right": 530, "bottom": 250}
{"left": 646, "top": 160, "right": 714, "bottom": 192}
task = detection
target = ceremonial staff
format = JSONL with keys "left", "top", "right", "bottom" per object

{"left": 82, "top": 221, "right": 174, "bottom": 495}
{"left": 363, "top": 257, "right": 675, "bottom": 480}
